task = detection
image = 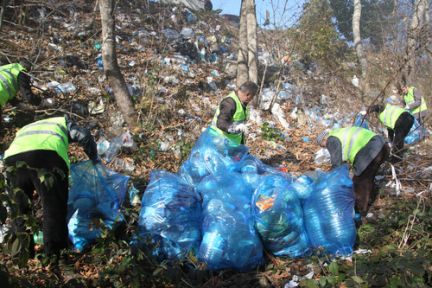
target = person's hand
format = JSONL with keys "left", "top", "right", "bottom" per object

{"left": 229, "top": 123, "right": 248, "bottom": 134}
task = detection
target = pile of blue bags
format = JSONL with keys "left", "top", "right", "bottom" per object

{"left": 67, "top": 161, "right": 129, "bottom": 251}
{"left": 137, "top": 128, "right": 357, "bottom": 271}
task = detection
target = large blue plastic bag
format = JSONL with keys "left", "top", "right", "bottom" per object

{"left": 197, "top": 172, "right": 263, "bottom": 271}
{"left": 138, "top": 171, "right": 202, "bottom": 260}
{"left": 229, "top": 154, "right": 289, "bottom": 187}
{"left": 67, "top": 161, "right": 128, "bottom": 251}
{"left": 252, "top": 174, "right": 310, "bottom": 257}
{"left": 303, "top": 165, "right": 356, "bottom": 255}
{"left": 179, "top": 128, "right": 248, "bottom": 185}
{"left": 405, "top": 118, "right": 426, "bottom": 145}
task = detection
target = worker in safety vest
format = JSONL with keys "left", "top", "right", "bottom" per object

{"left": 369, "top": 96, "right": 414, "bottom": 162}
{"left": 4, "top": 115, "right": 99, "bottom": 257}
{"left": 400, "top": 85, "right": 428, "bottom": 123}
{"left": 0, "top": 60, "right": 41, "bottom": 125}
{"left": 316, "top": 127, "right": 389, "bottom": 219}
{"left": 210, "top": 81, "right": 258, "bottom": 145}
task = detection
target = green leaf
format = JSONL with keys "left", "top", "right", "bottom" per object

{"left": 301, "top": 279, "right": 319, "bottom": 288}
{"left": 351, "top": 276, "right": 364, "bottom": 284}
{"left": 328, "top": 261, "right": 339, "bottom": 275}
{"left": 10, "top": 237, "right": 22, "bottom": 256}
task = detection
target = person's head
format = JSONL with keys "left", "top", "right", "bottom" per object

{"left": 19, "top": 59, "right": 32, "bottom": 72}
{"left": 237, "top": 81, "right": 258, "bottom": 104}
{"left": 316, "top": 130, "right": 329, "bottom": 147}
{"left": 400, "top": 85, "right": 408, "bottom": 94}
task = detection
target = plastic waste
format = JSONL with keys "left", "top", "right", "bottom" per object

{"left": 138, "top": 171, "right": 202, "bottom": 260}
{"left": 252, "top": 174, "right": 310, "bottom": 257}
{"left": 303, "top": 165, "right": 356, "bottom": 255}
{"left": 102, "top": 132, "right": 135, "bottom": 163}
{"left": 185, "top": 10, "right": 197, "bottom": 23}
{"left": 178, "top": 128, "right": 248, "bottom": 186}
{"left": 405, "top": 118, "right": 426, "bottom": 145}
{"left": 197, "top": 172, "right": 263, "bottom": 271}
{"left": 353, "top": 112, "right": 369, "bottom": 129}
{"left": 314, "top": 148, "right": 331, "bottom": 165}
{"left": 207, "top": 77, "right": 217, "bottom": 91}
{"left": 33, "top": 231, "right": 43, "bottom": 245}
{"left": 161, "top": 28, "right": 180, "bottom": 40}
{"left": 54, "top": 82, "right": 76, "bottom": 95}
{"left": 128, "top": 184, "right": 140, "bottom": 206}
{"left": 67, "top": 161, "right": 129, "bottom": 251}
{"left": 96, "top": 54, "right": 104, "bottom": 70}
{"left": 180, "top": 27, "right": 194, "bottom": 39}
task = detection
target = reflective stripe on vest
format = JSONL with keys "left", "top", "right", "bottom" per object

{"left": 329, "top": 127, "right": 376, "bottom": 164}
{"left": 403, "top": 87, "right": 427, "bottom": 114}
{"left": 379, "top": 104, "right": 405, "bottom": 129}
{"left": 0, "top": 63, "right": 25, "bottom": 107}
{"left": 210, "top": 91, "right": 248, "bottom": 146}
{"left": 4, "top": 117, "right": 70, "bottom": 168}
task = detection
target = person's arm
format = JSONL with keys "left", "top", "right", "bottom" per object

{"left": 368, "top": 104, "right": 384, "bottom": 114}
{"left": 406, "top": 88, "right": 422, "bottom": 110}
{"left": 326, "top": 136, "right": 343, "bottom": 168}
{"left": 17, "top": 72, "right": 41, "bottom": 105}
{"left": 216, "top": 97, "right": 236, "bottom": 133}
{"left": 67, "top": 119, "right": 99, "bottom": 162}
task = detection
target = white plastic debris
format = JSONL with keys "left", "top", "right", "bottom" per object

{"left": 271, "top": 103, "right": 290, "bottom": 130}
{"left": 314, "top": 148, "right": 331, "bottom": 164}
{"left": 351, "top": 75, "right": 359, "bottom": 88}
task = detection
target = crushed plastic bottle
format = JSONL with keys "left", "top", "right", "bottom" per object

{"left": 33, "top": 231, "right": 44, "bottom": 245}
{"left": 96, "top": 54, "right": 104, "bottom": 70}
{"left": 54, "top": 82, "right": 76, "bottom": 95}
{"left": 103, "top": 137, "right": 123, "bottom": 163}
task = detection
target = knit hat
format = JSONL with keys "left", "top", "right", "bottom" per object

{"left": 316, "top": 130, "right": 329, "bottom": 145}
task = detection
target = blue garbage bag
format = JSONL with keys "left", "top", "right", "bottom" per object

{"left": 405, "top": 118, "right": 426, "bottom": 145}
{"left": 138, "top": 171, "right": 202, "bottom": 260}
{"left": 252, "top": 174, "right": 310, "bottom": 257}
{"left": 197, "top": 172, "right": 263, "bottom": 271}
{"left": 179, "top": 128, "right": 248, "bottom": 185}
{"left": 67, "top": 161, "right": 129, "bottom": 251}
{"left": 303, "top": 165, "right": 356, "bottom": 255}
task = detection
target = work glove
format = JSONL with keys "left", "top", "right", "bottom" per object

{"left": 228, "top": 123, "right": 248, "bottom": 134}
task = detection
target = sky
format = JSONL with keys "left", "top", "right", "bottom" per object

{"left": 211, "top": 0, "right": 306, "bottom": 27}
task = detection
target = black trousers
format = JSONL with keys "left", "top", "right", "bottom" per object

{"left": 5, "top": 150, "right": 69, "bottom": 256}
{"left": 387, "top": 112, "right": 414, "bottom": 159}
{"left": 352, "top": 144, "right": 390, "bottom": 216}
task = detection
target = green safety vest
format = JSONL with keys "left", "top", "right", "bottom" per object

{"left": 403, "top": 86, "right": 427, "bottom": 114}
{"left": 4, "top": 117, "right": 70, "bottom": 168}
{"left": 210, "top": 91, "right": 248, "bottom": 146}
{"left": 0, "top": 63, "right": 26, "bottom": 107}
{"left": 329, "top": 127, "right": 375, "bottom": 164}
{"left": 379, "top": 104, "right": 406, "bottom": 129}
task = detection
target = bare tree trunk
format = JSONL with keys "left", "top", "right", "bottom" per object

{"left": 237, "top": 0, "right": 249, "bottom": 88}
{"left": 352, "top": 0, "right": 368, "bottom": 99}
{"left": 0, "top": 0, "right": 7, "bottom": 31}
{"left": 246, "top": 0, "right": 257, "bottom": 84}
{"left": 406, "top": 0, "right": 427, "bottom": 81}
{"left": 99, "top": 0, "right": 136, "bottom": 128}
